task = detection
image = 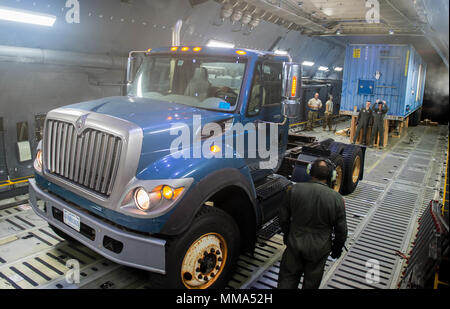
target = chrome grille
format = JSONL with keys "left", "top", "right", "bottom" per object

{"left": 45, "top": 119, "right": 122, "bottom": 197}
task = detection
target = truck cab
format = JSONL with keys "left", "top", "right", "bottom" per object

{"left": 29, "top": 46, "right": 365, "bottom": 289}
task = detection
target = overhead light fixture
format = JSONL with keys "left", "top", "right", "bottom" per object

{"left": 0, "top": 6, "right": 56, "bottom": 27}
{"left": 274, "top": 50, "right": 289, "bottom": 56}
{"left": 318, "top": 66, "right": 329, "bottom": 71}
{"left": 206, "top": 39, "right": 235, "bottom": 49}
{"left": 334, "top": 67, "right": 343, "bottom": 72}
{"left": 302, "top": 61, "right": 315, "bottom": 67}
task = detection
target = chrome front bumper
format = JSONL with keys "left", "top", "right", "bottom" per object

{"left": 28, "top": 179, "right": 166, "bottom": 274}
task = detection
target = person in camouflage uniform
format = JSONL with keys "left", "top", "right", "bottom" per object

{"left": 352, "top": 101, "right": 373, "bottom": 145}
{"left": 370, "top": 100, "right": 389, "bottom": 149}
{"left": 323, "top": 95, "right": 334, "bottom": 131}
{"left": 307, "top": 93, "right": 322, "bottom": 131}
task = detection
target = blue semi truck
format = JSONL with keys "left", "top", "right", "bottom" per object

{"left": 29, "top": 46, "right": 365, "bottom": 289}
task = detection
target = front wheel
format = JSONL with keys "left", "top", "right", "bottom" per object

{"left": 154, "top": 206, "right": 240, "bottom": 289}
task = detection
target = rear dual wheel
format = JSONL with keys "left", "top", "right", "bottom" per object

{"left": 329, "top": 153, "right": 344, "bottom": 194}
{"left": 341, "top": 145, "right": 363, "bottom": 195}
{"left": 328, "top": 143, "right": 363, "bottom": 195}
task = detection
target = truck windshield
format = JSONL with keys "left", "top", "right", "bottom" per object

{"left": 128, "top": 54, "right": 247, "bottom": 113}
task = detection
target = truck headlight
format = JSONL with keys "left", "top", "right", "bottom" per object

{"left": 132, "top": 185, "right": 185, "bottom": 212}
{"left": 121, "top": 178, "right": 193, "bottom": 216}
{"left": 34, "top": 150, "right": 43, "bottom": 173}
{"left": 134, "top": 187, "right": 151, "bottom": 211}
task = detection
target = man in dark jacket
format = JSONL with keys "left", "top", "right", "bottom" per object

{"left": 370, "top": 100, "right": 389, "bottom": 149}
{"left": 277, "top": 159, "right": 348, "bottom": 289}
{"left": 352, "top": 101, "right": 373, "bottom": 145}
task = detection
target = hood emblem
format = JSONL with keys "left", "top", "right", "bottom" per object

{"left": 76, "top": 114, "right": 90, "bottom": 135}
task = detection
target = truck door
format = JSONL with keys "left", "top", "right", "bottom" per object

{"left": 260, "top": 61, "right": 287, "bottom": 171}
{"left": 244, "top": 61, "right": 287, "bottom": 180}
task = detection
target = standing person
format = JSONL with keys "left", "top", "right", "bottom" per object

{"left": 277, "top": 159, "right": 348, "bottom": 289}
{"left": 323, "top": 95, "right": 334, "bottom": 131}
{"left": 370, "top": 100, "right": 389, "bottom": 149}
{"left": 307, "top": 93, "right": 322, "bottom": 131}
{"left": 352, "top": 101, "right": 373, "bottom": 145}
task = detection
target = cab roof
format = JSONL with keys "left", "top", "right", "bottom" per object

{"left": 148, "top": 46, "right": 291, "bottom": 62}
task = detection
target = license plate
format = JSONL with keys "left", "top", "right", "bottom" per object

{"left": 63, "top": 209, "right": 81, "bottom": 232}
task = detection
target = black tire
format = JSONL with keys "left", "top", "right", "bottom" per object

{"left": 319, "top": 139, "right": 335, "bottom": 150}
{"left": 329, "top": 153, "right": 345, "bottom": 194}
{"left": 150, "top": 206, "right": 240, "bottom": 289}
{"left": 49, "top": 224, "right": 77, "bottom": 243}
{"left": 341, "top": 145, "right": 363, "bottom": 195}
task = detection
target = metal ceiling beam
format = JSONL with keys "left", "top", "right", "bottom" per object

{"left": 383, "top": 0, "right": 422, "bottom": 30}
{"left": 228, "top": 0, "right": 328, "bottom": 32}
{"left": 0, "top": 45, "right": 126, "bottom": 70}
{"left": 306, "top": 0, "right": 424, "bottom": 37}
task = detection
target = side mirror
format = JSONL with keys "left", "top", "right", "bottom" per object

{"left": 281, "top": 62, "right": 302, "bottom": 119}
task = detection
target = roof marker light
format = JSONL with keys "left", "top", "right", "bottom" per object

{"left": 236, "top": 50, "right": 247, "bottom": 56}
{"left": 171, "top": 46, "right": 179, "bottom": 51}
{"left": 193, "top": 47, "right": 202, "bottom": 52}
{"left": 181, "top": 47, "right": 190, "bottom": 52}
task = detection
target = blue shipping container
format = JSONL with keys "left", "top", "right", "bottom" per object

{"left": 340, "top": 44, "right": 427, "bottom": 119}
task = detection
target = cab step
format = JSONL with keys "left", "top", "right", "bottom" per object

{"left": 255, "top": 175, "right": 291, "bottom": 201}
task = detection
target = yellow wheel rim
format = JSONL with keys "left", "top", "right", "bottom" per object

{"left": 352, "top": 156, "right": 361, "bottom": 184}
{"left": 181, "top": 233, "right": 228, "bottom": 289}
{"left": 333, "top": 166, "right": 343, "bottom": 193}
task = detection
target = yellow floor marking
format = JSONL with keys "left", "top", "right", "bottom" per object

{"left": 0, "top": 236, "right": 18, "bottom": 246}
{"left": 365, "top": 150, "right": 391, "bottom": 175}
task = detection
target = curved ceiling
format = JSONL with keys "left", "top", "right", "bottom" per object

{"left": 213, "top": 0, "right": 449, "bottom": 67}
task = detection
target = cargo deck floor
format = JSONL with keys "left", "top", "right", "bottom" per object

{"left": 0, "top": 122, "right": 447, "bottom": 289}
